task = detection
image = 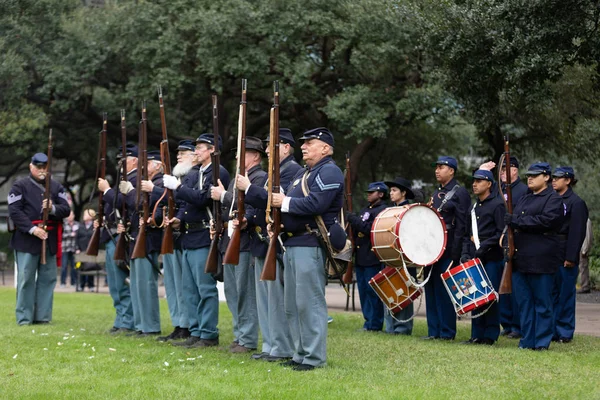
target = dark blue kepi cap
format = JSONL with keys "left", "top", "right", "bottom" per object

{"left": 263, "top": 128, "right": 296, "bottom": 147}
{"left": 366, "top": 181, "right": 388, "bottom": 195}
{"left": 502, "top": 155, "right": 520, "bottom": 168}
{"left": 146, "top": 150, "right": 161, "bottom": 161}
{"left": 552, "top": 166, "right": 575, "bottom": 179}
{"left": 195, "top": 133, "right": 223, "bottom": 151}
{"left": 177, "top": 140, "right": 195, "bottom": 151}
{"left": 431, "top": 156, "right": 458, "bottom": 170}
{"left": 525, "top": 162, "right": 552, "bottom": 176}
{"left": 299, "top": 127, "right": 334, "bottom": 147}
{"left": 472, "top": 169, "right": 494, "bottom": 182}
{"left": 31, "top": 153, "right": 48, "bottom": 165}
{"left": 117, "top": 144, "right": 139, "bottom": 159}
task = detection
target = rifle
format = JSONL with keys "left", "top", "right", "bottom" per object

{"left": 342, "top": 152, "right": 355, "bottom": 284}
{"left": 86, "top": 115, "right": 107, "bottom": 256}
{"left": 114, "top": 110, "right": 129, "bottom": 261}
{"left": 131, "top": 102, "right": 149, "bottom": 259}
{"left": 498, "top": 134, "right": 515, "bottom": 294}
{"left": 157, "top": 86, "right": 175, "bottom": 255}
{"left": 205, "top": 94, "right": 223, "bottom": 274}
{"left": 223, "top": 79, "right": 248, "bottom": 265}
{"left": 40, "top": 128, "right": 54, "bottom": 265}
{"left": 260, "top": 81, "right": 280, "bottom": 281}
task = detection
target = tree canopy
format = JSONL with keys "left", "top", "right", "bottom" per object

{"left": 1, "top": 0, "right": 599, "bottom": 215}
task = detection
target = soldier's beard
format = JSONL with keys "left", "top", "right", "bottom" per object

{"left": 37, "top": 173, "right": 47, "bottom": 181}
{"left": 173, "top": 161, "right": 193, "bottom": 178}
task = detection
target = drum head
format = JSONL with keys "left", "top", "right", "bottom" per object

{"left": 396, "top": 205, "right": 446, "bottom": 266}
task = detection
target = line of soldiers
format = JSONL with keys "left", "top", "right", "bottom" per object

{"left": 8, "top": 137, "right": 588, "bottom": 367}
{"left": 348, "top": 155, "right": 589, "bottom": 350}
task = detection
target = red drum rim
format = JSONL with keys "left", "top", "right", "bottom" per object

{"left": 456, "top": 292, "right": 498, "bottom": 315}
{"left": 389, "top": 289, "right": 423, "bottom": 314}
{"left": 440, "top": 257, "right": 482, "bottom": 280}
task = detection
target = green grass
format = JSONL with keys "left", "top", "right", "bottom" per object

{"left": 0, "top": 288, "right": 599, "bottom": 400}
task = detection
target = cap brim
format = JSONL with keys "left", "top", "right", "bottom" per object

{"left": 525, "top": 170, "right": 546, "bottom": 176}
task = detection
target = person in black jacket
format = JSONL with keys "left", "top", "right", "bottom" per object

{"left": 461, "top": 170, "right": 505, "bottom": 345}
{"left": 551, "top": 166, "right": 588, "bottom": 343}
{"left": 76, "top": 209, "right": 101, "bottom": 291}
{"left": 9, "top": 152, "right": 71, "bottom": 325}
{"left": 423, "top": 156, "right": 470, "bottom": 340}
{"left": 505, "top": 162, "right": 564, "bottom": 350}
{"left": 346, "top": 181, "right": 388, "bottom": 332}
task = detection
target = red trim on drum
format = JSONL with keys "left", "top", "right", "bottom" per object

{"left": 457, "top": 292, "right": 498, "bottom": 315}
{"left": 440, "top": 258, "right": 482, "bottom": 280}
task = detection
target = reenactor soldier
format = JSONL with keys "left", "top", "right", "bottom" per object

{"left": 383, "top": 177, "right": 416, "bottom": 335}
{"left": 424, "top": 156, "right": 470, "bottom": 341}
{"left": 271, "top": 127, "right": 344, "bottom": 371}
{"left": 210, "top": 136, "right": 267, "bottom": 353}
{"left": 119, "top": 149, "right": 164, "bottom": 336}
{"left": 97, "top": 144, "right": 137, "bottom": 333}
{"left": 157, "top": 140, "right": 196, "bottom": 342}
{"left": 480, "top": 156, "right": 527, "bottom": 338}
{"left": 504, "top": 162, "right": 564, "bottom": 350}
{"left": 346, "top": 181, "right": 388, "bottom": 332}
{"left": 239, "top": 128, "right": 301, "bottom": 361}
{"left": 551, "top": 166, "right": 588, "bottom": 343}
{"left": 9, "top": 153, "right": 71, "bottom": 325}
{"left": 461, "top": 169, "right": 505, "bottom": 345}
{"left": 163, "top": 133, "right": 230, "bottom": 348}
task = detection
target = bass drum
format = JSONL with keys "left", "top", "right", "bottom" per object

{"left": 371, "top": 204, "right": 447, "bottom": 268}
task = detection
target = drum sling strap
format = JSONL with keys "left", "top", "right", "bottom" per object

{"left": 300, "top": 171, "right": 349, "bottom": 295}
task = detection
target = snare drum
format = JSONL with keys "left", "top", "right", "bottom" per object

{"left": 371, "top": 204, "right": 447, "bottom": 268}
{"left": 369, "top": 266, "right": 423, "bottom": 313}
{"left": 440, "top": 258, "right": 498, "bottom": 315}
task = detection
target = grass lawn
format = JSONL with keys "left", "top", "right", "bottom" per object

{"left": 0, "top": 287, "right": 599, "bottom": 400}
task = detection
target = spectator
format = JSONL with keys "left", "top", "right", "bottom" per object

{"left": 60, "top": 211, "right": 79, "bottom": 288}
{"left": 76, "top": 209, "right": 101, "bottom": 291}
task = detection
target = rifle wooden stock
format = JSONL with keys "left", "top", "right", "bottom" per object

{"left": 342, "top": 152, "right": 355, "bottom": 284}
{"left": 223, "top": 80, "right": 248, "bottom": 265}
{"left": 498, "top": 135, "right": 515, "bottom": 294}
{"left": 260, "top": 81, "right": 280, "bottom": 282}
{"left": 87, "top": 116, "right": 107, "bottom": 256}
{"left": 114, "top": 110, "right": 129, "bottom": 261}
{"left": 158, "top": 86, "right": 175, "bottom": 254}
{"left": 40, "top": 128, "right": 54, "bottom": 264}
{"left": 205, "top": 94, "right": 223, "bottom": 274}
{"left": 132, "top": 102, "right": 149, "bottom": 260}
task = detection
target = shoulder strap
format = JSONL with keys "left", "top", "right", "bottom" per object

{"left": 437, "top": 184, "right": 461, "bottom": 213}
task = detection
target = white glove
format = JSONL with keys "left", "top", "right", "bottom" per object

{"left": 163, "top": 174, "right": 180, "bottom": 190}
{"left": 119, "top": 181, "right": 134, "bottom": 195}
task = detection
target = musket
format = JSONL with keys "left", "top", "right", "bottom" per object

{"left": 86, "top": 115, "right": 107, "bottom": 256}
{"left": 131, "top": 102, "right": 149, "bottom": 259}
{"left": 157, "top": 86, "right": 175, "bottom": 254}
{"left": 40, "top": 128, "right": 54, "bottom": 265}
{"left": 498, "top": 134, "right": 515, "bottom": 294}
{"left": 205, "top": 94, "right": 223, "bottom": 274}
{"left": 114, "top": 110, "right": 129, "bottom": 261}
{"left": 342, "top": 152, "right": 355, "bottom": 284}
{"left": 260, "top": 81, "right": 280, "bottom": 281}
{"left": 223, "top": 79, "right": 248, "bottom": 265}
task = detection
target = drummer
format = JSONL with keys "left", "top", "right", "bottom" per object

{"left": 382, "top": 177, "right": 416, "bottom": 335}
{"left": 424, "top": 156, "right": 470, "bottom": 341}
{"left": 346, "top": 182, "right": 388, "bottom": 332}
{"left": 460, "top": 169, "right": 505, "bottom": 345}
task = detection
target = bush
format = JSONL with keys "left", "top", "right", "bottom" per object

{"left": 587, "top": 256, "right": 600, "bottom": 290}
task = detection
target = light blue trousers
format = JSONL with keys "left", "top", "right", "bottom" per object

{"left": 163, "top": 250, "right": 188, "bottom": 328}
{"left": 182, "top": 247, "right": 219, "bottom": 339}
{"left": 255, "top": 256, "right": 293, "bottom": 357}
{"left": 130, "top": 253, "right": 161, "bottom": 333}
{"left": 224, "top": 252, "right": 258, "bottom": 348}
{"left": 284, "top": 246, "right": 328, "bottom": 367}
{"left": 15, "top": 250, "right": 57, "bottom": 325}
{"left": 104, "top": 240, "right": 133, "bottom": 329}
